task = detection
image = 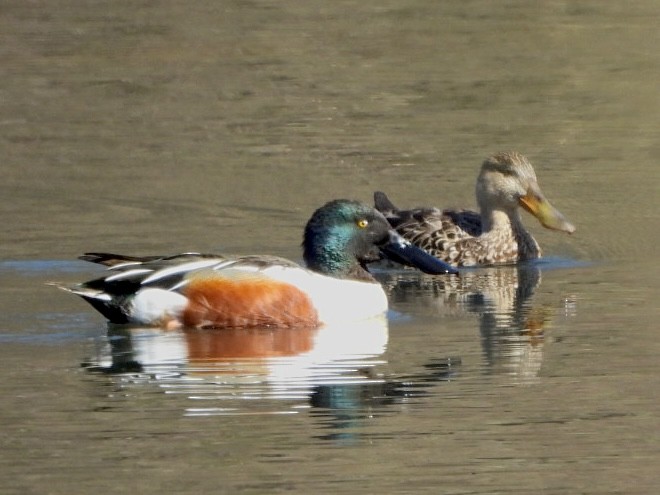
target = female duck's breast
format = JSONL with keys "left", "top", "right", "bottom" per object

{"left": 182, "top": 276, "right": 320, "bottom": 329}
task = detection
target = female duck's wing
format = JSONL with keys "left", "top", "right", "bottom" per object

{"left": 374, "top": 191, "right": 482, "bottom": 261}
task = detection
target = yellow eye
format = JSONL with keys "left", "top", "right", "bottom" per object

{"left": 357, "top": 219, "right": 369, "bottom": 228}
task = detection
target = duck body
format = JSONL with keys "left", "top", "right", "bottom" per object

{"left": 58, "top": 200, "right": 456, "bottom": 329}
{"left": 71, "top": 253, "right": 389, "bottom": 328}
{"left": 374, "top": 198, "right": 541, "bottom": 267}
{"left": 375, "top": 152, "right": 575, "bottom": 267}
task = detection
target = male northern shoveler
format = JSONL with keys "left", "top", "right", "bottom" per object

{"left": 56, "top": 199, "right": 457, "bottom": 329}
{"left": 374, "top": 151, "right": 575, "bottom": 267}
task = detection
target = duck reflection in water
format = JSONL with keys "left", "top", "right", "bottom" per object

{"left": 86, "top": 317, "right": 388, "bottom": 383}
{"left": 380, "top": 262, "right": 555, "bottom": 384}
{"left": 84, "top": 314, "right": 459, "bottom": 426}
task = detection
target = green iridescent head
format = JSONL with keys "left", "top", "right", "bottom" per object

{"left": 303, "top": 200, "right": 389, "bottom": 278}
{"left": 302, "top": 199, "right": 457, "bottom": 279}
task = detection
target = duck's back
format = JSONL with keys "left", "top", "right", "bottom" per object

{"left": 375, "top": 192, "right": 485, "bottom": 265}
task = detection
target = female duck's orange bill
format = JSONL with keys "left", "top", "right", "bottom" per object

{"left": 519, "top": 186, "right": 575, "bottom": 234}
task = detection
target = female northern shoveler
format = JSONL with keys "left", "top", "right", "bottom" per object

{"left": 56, "top": 199, "right": 456, "bottom": 329}
{"left": 374, "top": 151, "right": 575, "bottom": 267}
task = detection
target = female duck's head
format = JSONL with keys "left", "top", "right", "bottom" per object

{"left": 476, "top": 152, "right": 575, "bottom": 233}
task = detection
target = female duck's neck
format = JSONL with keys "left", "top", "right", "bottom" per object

{"left": 480, "top": 208, "right": 516, "bottom": 233}
{"left": 480, "top": 208, "right": 541, "bottom": 259}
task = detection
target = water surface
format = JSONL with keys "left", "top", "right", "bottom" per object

{"left": 1, "top": 1, "right": 659, "bottom": 494}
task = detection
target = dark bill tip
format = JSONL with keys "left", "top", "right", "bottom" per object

{"left": 381, "top": 231, "right": 459, "bottom": 275}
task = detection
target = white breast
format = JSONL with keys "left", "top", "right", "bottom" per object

{"left": 260, "top": 266, "right": 389, "bottom": 325}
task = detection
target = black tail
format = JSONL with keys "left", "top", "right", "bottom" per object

{"left": 79, "top": 295, "right": 130, "bottom": 324}
{"left": 374, "top": 191, "right": 399, "bottom": 215}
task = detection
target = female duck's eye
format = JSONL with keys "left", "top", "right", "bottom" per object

{"left": 357, "top": 219, "right": 369, "bottom": 228}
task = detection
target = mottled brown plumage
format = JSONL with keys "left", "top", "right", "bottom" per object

{"left": 375, "top": 151, "right": 575, "bottom": 267}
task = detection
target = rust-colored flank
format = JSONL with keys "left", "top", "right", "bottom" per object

{"left": 182, "top": 276, "right": 320, "bottom": 329}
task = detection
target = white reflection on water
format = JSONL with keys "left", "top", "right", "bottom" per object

{"left": 83, "top": 311, "right": 461, "bottom": 423}
{"left": 85, "top": 316, "right": 390, "bottom": 416}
